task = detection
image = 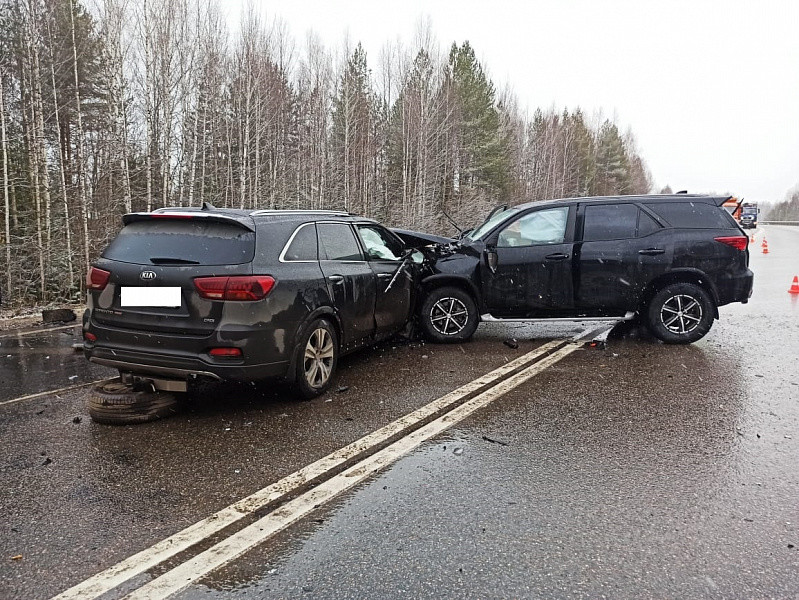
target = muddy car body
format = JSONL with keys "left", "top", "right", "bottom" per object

{"left": 398, "top": 194, "right": 754, "bottom": 344}
{"left": 83, "top": 207, "right": 418, "bottom": 397}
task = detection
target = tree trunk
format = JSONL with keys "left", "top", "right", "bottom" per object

{"left": 70, "top": 0, "right": 91, "bottom": 282}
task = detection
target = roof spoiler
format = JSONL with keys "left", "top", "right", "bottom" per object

{"left": 122, "top": 211, "right": 255, "bottom": 231}
{"left": 717, "top": 195, "right": 739, "bottom": 207}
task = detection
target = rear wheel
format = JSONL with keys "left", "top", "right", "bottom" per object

{"left": 419, "top": 286, "right": 479, "bottom": 343}
{"left": 87, "top": 379, "right": 179, "bottom": 425}
{"left": 294, "top": 319, "right": 338, "bottom": 399}
{"left": 645, "top": 283, "right": 714, "bottom": 344}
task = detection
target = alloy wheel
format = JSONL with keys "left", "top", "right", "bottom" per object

{"left": 429, "top": 297, "right": 469, "bottom": 336}
{"left": 659, "top": 294, "right": 702, "bottom": 335}
{"left": 303, "top": 327, "right": 334, "bottom": 388}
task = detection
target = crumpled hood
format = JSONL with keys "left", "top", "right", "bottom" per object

{"left": 391, "top": 228, "right": 454, "bottom": 248}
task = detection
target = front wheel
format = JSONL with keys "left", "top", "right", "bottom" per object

{"left": 645, "top": 283, "right": 714, "bottom": 344}
{"left": 419, "top": 286, "right": 479, "bottom": 343}
{"left": 293, "top": 319, "right": 338, "bottom": 399}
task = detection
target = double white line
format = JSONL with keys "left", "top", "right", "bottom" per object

{"left": 54, "top": 333, "right": 595, "bottom": 600}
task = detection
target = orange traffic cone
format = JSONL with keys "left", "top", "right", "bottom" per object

{"left": 789, "top": 276, "right": 799, "bottom": 294}
{"left": 761, "top": 238, "right": 767, "bottom": 248}
{"left": 762, "top": 240, "right": 769, "bottom": 254}
{"left": 750, "top": 234, "right": 755, "bottom": 243}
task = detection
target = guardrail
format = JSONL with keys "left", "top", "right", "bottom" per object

{"left": 760, "top": 221, "right": 799, "bottom": 226}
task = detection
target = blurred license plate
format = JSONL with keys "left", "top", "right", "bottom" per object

{"left": 121, "top": 287, "right": 181, "bottom": 308}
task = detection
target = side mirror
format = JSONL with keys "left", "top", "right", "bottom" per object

{"left": 485, "top": 245, "right": 498, "bottom": 273}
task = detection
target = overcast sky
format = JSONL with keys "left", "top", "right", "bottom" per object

{"left": 225, "top": 0, "right": 799, "bottom": 204}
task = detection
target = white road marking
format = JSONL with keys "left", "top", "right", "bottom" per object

{"left": 0, "top": 378, "right": 114, "bottom": 407}
{"left": 125, "top": 343, "right": 581, "bottom": 599}
{"left": 0, "top": 323, "right": 80, "bottom": 339}
{"left": 51, "top": 339, "right": 570, "bottom": 600}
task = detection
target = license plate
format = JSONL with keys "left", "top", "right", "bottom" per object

{"left": 121, "top": 287, "right": 182, "bottom": 308}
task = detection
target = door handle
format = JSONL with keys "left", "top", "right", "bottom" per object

{"left": 638, "top": 248, "right": 665, "bottom": 256}
{"left": 328, "top": 275, "right": 344, "bottom": 283}
{"left": 377, "top": 273, "right": 392, "bottom": 279}
{"left": 545, "top": 253, "right": 569, "bottom": 261}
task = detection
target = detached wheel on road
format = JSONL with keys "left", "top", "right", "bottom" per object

{"left": 87, "top": 379, "right": 179, "bottom": 425}
{"left": 294, "top": 319, "right": 338, "bottom": 399}
{"left": 419, "top": 286, "right": 479, "bottom": 343}
{"left": 645, "top": 282, "right": 715, "bottom": 344}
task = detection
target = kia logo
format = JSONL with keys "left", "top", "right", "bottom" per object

{"left": 140, "top": 271, "right": 157, "bottom": 281}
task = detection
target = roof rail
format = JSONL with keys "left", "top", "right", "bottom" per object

{"left": 250, "top": 209, "right": 350, "bottom": 217}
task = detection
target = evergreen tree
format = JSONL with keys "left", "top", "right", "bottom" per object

{"left": 330, "top": 43, "right": 376, "bottom": 215}
{"left": 594, "top": 120, "right": 630, "bottom": 195}
{"left": 445, "top": 42, "right": 509, "bottom": 207}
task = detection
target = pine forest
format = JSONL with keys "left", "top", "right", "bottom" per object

{"left": 0, "top": 0, "right": 654, "bottom": 307}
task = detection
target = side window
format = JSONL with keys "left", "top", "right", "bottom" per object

{"left": 637, "top": 210, "right": 661, "bottom": 237}
{"left": 645, "top": 202, "right": 734, "bottom": 229}
{"left": 282, "top": 223, "right": 318, "bottom": 261}
{"left": 317, "top": 223, "right": 363, "bottom": 261}
{"left": 582, "top": 204, "right": 638, "bottom": 241}
{"left": 356, "top": 225, "right": 405, "bottom": 261}
{"left": 497, "top": 207, "right": 569, "bottom": 247}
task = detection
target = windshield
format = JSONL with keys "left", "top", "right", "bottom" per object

{"left": 464, "top": 207, "right": 522, "bottom": 241}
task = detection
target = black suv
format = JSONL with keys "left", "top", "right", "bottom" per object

{"left": 398, "top": 194, "right": 753, "bottom": 344}
{"left": 83, "top": 207, "right": 417, "bottom": 397}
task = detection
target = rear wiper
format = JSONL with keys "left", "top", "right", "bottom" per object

{"left": 149, "top": 257, "right": 200, "bottom": 265}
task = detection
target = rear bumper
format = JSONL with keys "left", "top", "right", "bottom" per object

{"left": 85, "top": 344, "right": 290, "bottom": 381}
{"left": 83, "top": 317, "right": 292, "bottom": 382}
{"left": 716, "top": 269, "right": 754, "bottom": 306}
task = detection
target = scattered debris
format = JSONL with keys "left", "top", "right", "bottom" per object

{"left": 789, "top": 544, "right": 795, "bottom": 549}
{"left": 41, "top": 458, "right": 52, "bottom": 466}
{"left": 421, "top": 354, "right": 429, "bottom": 359}
{"left": 71, "top": 343, "right": 84, "bottom": 352}
{"left": 11, "top": 555, "right": 22, "bottom": 561}
{"left": 336, "top": 385, "right": 349, "bottom": 393}
{"left": 68, "top": 375, "right": 78, "bottom": 381}
{"left": 42, "top": 308, "right": 76, "bottom": 324}
{"left": 453, "top": 447, "right": 463, "bottom": 456}
{"left": 503, "top": 339, "right": 518, "bottom": 349}
{"left": 482, "top": 435, "right": 509, "bottom": 447}
{"left": 35, "top": 409, "right": 46, "bottom": 416}
{"left": 345, "top": 417, "right": 354, "bottom": 421}
{"left": 72, "top": 417, "right": 82, "bottom": 424}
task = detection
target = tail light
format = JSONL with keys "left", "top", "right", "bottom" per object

{"left": 209, "top": 347, "right": 243, "bottom": 358}
{"left": 714, "top": 236, "right": 748, "bottom": 251}
{"left": 86, "top": 267, "right": 111, "bottom": 290}
{"left": 193, "top": 276, "right": 275, "bottom": 301}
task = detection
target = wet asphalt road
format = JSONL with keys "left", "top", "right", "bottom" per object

{"left": 2, "top": 225, "right": 798, "bottom": 599}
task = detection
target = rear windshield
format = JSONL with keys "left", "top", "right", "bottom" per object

{"left": 645, "top": 202, "right": 736, "bottom": 229}
{"left": 102, "top": 220, "right": 255, "bottom": 265}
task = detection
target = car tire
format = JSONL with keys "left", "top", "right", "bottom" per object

{"left": 87, "top": 379, "right": 179, "bottom": 425}
{"left": 419, "top": 286, "right": 479, "bottom": 343}
{"left": 294, "top": 319, "right": 338, "bottom": 399}
{"left": 645, "top": 283, "right": 715, "bottom": 344}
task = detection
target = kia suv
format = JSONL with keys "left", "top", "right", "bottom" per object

{"left": 83, "top": 206, "right": 417, "bottom": 397}
{"left": 397, "top": 194, "right": 754, "bottom": 344}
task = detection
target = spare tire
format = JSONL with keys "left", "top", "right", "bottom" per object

{"left": 87, "top": 379, "right": 179, "bottom": 425}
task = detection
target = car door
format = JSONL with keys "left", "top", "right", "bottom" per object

{"left": 316, "top": 222, "right": 376, "bottom": 349}
{"left": 481, "top": 206, "right": 575, "bottom": 317}
{"left": 355, "top": 223, "right": 414, "bottom": 338}
{"left": 575, "top": 203, "right": 669, "bottom": 314}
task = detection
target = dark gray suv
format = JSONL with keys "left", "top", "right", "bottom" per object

{"left": 83, "top": 207, "right": 416, "bottom": 398}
